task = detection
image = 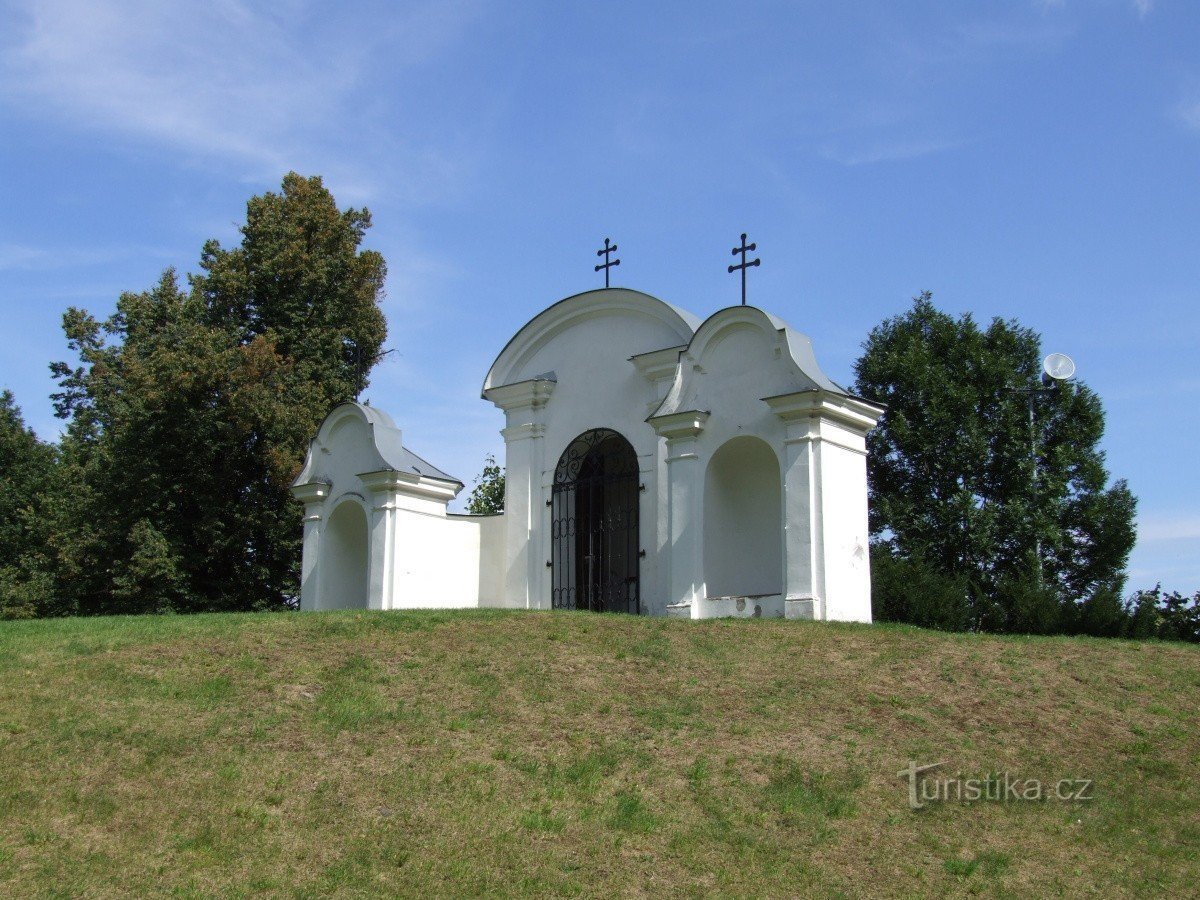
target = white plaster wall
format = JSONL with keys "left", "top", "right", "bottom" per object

{"left": 455, "top": 513, "right": 506, "bottom": 607}
{"left": 389, "top": 510, "right": 482, "bottom": 609}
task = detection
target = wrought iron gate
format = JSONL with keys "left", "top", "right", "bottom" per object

{"left": 550, "top": 429, "right": 640, "bottom": 613}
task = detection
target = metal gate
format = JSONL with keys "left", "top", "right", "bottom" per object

{"left": 550, "top": 429, "right": 640, "bottom": 613}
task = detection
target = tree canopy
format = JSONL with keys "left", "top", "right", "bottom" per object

{"left": 0, "top": 392, "right": 59, "bottom": 618}
{"left": 45, "top": 173, "right": 387, "bottom": 614}
{"left": 854, "top": 292, "right": 1136, "bottom": 633}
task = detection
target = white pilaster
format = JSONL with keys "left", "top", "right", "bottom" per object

{"left": 765, "top": 391, "right": 883, "bottom": 622}
{"left": 291, "top": 481, "right": 331, "bottom": 611}
{"left": 484, "top": 377, "right": 556, "bottom": 609}
{"left": 359, "top": 469, "right": 462, "bottom": 610}
{"left": 649, "top": 410, "right": 709, "bottom": 618}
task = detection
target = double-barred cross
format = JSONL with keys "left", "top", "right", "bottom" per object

{"left": 595, "top": 238, "right": 620, "bottom": 288}
{"left": 728, "top": 233, "right": 760, "bottom": 306}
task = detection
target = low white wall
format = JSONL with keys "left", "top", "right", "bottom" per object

{"left": 379, "top": 510, "right": 508, "bottom": 610}
{"left": 390, "top": 511, "right": 482, "bottom": 609}
{"left": 474, "top": 513, "right": 507, "bottom": 606}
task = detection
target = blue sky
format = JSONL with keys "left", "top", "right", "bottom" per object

{"left": 1, "top": 0, "right": 1196, "bottom": 592}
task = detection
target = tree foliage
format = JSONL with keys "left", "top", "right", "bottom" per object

{"left": 856, "top": 293, "right": 1136, "bottom": 632}
{"left": 1124, "top": 585, "right": 1200, "bottom": 643}
{"left": 47, "top": 173, "right": 387, "bottom": 614}
{"left": 0, "top": 392, "right": 59, "bottom": 618}
{"left": 465, "top": 455, "right": 505, "bottom": 515}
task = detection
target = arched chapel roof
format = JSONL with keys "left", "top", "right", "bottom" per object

{"left": 651, "top": 304, "right": 854, "bottom": 420}
{"left": 482, "top": 288, "right": 702, "bottom": 394}
{"left": 690, "top": 305, "right": 849, "bottom": 394}
{"left": 292, "top": 402, "right": 461, "bottom": 488}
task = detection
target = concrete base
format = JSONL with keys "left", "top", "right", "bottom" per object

{"left": 784, "top": 597, "right": 819, "bottom": 620}
{"left": 700, "top": 594, "right": 783, "bottom": 619}
{"left": 665, "top": 601, "right": 692, "bottom": 619}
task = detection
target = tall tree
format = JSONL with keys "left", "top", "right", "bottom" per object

{"left": 854, "top": 293, "right": 1136, "bottom": 631}
{"left": 50, "top": 174, "right": 387, "bottom": 614}
{"left": 194, "top": 172, "right": 387, "bottom": 404}
{"left": 0, "top": 392, "right": 59, "bottom": 618}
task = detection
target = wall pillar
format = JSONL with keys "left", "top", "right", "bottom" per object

{"left": 484, "top": 377, "right": 557, "bottom": 610}
{"left": 360, "top": 477, "right": 400, "bottom": 611}
{"left": 291, "top": 482, "right": 331, "bottom": 611}
{"left": 649, "top": 411, "right": 709, "bottom": 618}
{"left": 765, "top": 391, "right": 882, "bottom": 623}
{"left": 780, "top": 420, "right": 823, "bottom": 620}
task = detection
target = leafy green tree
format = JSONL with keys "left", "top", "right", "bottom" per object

{"left": 49, "top": 174, "right": 387, "bottom": 614}
{"left": 465, "top": 455, "right": 505, "bottom": 515}
{"left": 194, "top": 172, "right": 387, "bottom": 405}
{"left": 1126, "top": 585, "right": 1200, "bottom": 643}
{"left": 0, "top": 391, "right": 59, "bottom": 618}
{"left": 854, "top": 293, "right": 1135, "bottom": 631}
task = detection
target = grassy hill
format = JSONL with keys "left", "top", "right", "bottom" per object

{"left": 0, "top": 610, "right": 1196, "bottom": 898}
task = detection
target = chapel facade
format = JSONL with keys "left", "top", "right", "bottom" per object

{"left": 292, "top": 288, "right": 883, "bottom": 621}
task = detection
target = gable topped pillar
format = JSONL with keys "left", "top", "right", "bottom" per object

{"left": 764, "top": 389, "right": 882, "bottom": 622}
{"left": 484, "top": 375, "right": 557, "bottom": 609}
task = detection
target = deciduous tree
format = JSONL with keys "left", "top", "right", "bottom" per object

{"left": 855, "top": 293, "right": 1135, "bottom": 631}
{"left": 0, "top": 391, "right": 58, "bottom": 618}
{"left": 49, "top": 174, "right": 387, "bottom": 613}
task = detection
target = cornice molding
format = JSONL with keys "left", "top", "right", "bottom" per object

{"left": 647, "top": 409, "right": 710, "bottom": 440}
{"left": 483, "top": 375, "right": 557, "bottom": 412}
{"left": 762, "top": 389, "right": 884, "bottom": 435}
{"left": 358, "top": 469, "right": 462, "bottom": 503}
{"left": 291, "top": 480, "right": 331, "bottom": 505}
{"left": 629, "top": 345, "right": 684, "bottom": 382}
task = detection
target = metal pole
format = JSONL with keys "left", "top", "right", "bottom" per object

{"left": 1028, "top": 392, "right": 1042, "bottom": 585}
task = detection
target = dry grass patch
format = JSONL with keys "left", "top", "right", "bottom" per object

{"left": 0, "top": 609, "right": 1197, "bottom": 897}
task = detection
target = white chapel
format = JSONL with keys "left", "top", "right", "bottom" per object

{"left": 291, "top": 287, "right": 883, "bottom": 621}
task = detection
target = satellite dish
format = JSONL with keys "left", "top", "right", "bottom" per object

{"left": 1043, "top": 353, "right": 1076, "bottom": 381}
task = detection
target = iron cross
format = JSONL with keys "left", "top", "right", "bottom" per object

{"left": 595, "top": 238, "right": 620, "bottom": 288}
{"left": 728, "top": 232, "right": 760, "bottom": 306}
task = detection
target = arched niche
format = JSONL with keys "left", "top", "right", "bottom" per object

{"left": 319, "top": 499, "right": 370, "bottom": 610}
{"left": 703, "top": 436, "right": 783, "bottom": 598}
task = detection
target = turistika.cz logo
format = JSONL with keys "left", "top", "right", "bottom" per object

{"left": 898, "top": 761, "right": 1095, "bottom": 810}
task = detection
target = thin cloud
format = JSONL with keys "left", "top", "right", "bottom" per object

{"left": 0, "top": 0, "right": 486, "bottom": 199}
{"left": 1137, "top": 514, "right": 1200, "bottom": 543}
{"left": 1035, "top": 0, "right": 1153, "bottom": 19}
{"left": 1176, "top": 98, "right": 1200, "bottom": 132}
{"left": 0, "top": 241, "right": 175, "bottom": 272}
{"left": 820, "top": 137, "right": 965, "bottom": 167}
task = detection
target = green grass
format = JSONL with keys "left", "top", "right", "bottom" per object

{"left": 0, "top": 609, "right": 1197, "bottom": 897}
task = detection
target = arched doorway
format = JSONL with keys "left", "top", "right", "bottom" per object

{"left": 704, "top": 436, "right": 783, "bottom": 598}
{"left": 551, "top": 429, "right": 640, "bottom": 613}
{"left": 320, "top": 499, "right": 370, "bottom": 610}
